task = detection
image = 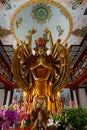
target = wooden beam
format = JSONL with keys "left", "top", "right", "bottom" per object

{"left": 0, "top": 72, "right": 18, "bottom": 89}
{"left": 65, "top": 68, "right": 87, "bottom": 89}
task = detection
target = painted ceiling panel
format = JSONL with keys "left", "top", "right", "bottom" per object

{"left": 82, "top": 40, "right": 87, "bottom": 46}
{"left": 79, "top": 46, "right": 85, "bottom": 51}
{"left": 0, "top": 0, "right": 87, "bottom": 48}
{"left": 71, "top": 46, "right": 79, "bottom": 51}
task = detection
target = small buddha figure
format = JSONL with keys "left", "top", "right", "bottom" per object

{"left": 31, "top": 109, "right": 47, "bottom": 130}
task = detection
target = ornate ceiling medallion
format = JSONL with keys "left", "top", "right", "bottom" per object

{"left": 30, "top": 3, "right": 52, "bottom": 24}
{"left": 11, "top": 0, "right": 73, "bottom": 44}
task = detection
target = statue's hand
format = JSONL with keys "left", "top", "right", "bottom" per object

{"left": 43, "top": 28, "right": 50, "bottom": 33}
{"left": 31, "top": 28, "right": 37, "bottom": 34}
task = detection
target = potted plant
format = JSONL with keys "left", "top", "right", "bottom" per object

{"left": 50, "top": 106, "right": 87, "bottom": 130}
{"left": 67, "top": 106, "right": 87, "bottom": 130}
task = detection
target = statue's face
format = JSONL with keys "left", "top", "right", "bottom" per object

{"left": 38, "top": 48, "right": 44, "bottom": 56}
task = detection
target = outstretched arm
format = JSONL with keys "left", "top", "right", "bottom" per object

{"left": 28, "top": 28, "right": 37, "bottom": 54}
{"left": 43, "top": 28, "right": 53, "bottom": 54}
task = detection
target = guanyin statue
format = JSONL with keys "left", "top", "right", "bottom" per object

{"left": 12, "top": 28, "right": 70, "bottom": 115}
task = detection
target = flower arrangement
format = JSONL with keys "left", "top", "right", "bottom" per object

{"left": 5, "top": 110, "right": 18, "bottom": 127}
{"left": 0, "top": 100, "right": 31, "bottom": 130}
{"left": 50, "top": 102, "right": 87, "bottom": 130}
{"left": 0, "top": 99, "right": 87, "bottom": 130}
{"left": 0, "top": 105, "right": 18, "bottom": 129}
{"left": 0, "top": 113, "right": 4, "bottom": 130}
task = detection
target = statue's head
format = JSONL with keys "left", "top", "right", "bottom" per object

{"left": 35, "top": 37, "right": 48, "bottom": 55}
{"left": 35, "top": 37, "right": 47, "bottom": 47}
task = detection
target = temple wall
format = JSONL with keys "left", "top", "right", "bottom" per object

{"left": 79, "top": 88, "right": 87, "bottom": 108}
{"left": 6, "top": 91, "right": 11, "bottom": 107}
{"left": 73, "top": 90, "right": 78, "bottom": 107}
{"left": 0, "top": 89, "right": 4, "bottom": 110}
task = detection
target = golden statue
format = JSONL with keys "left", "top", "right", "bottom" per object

{"left": 12, "top": 28, "right": 70, "bottom": 115}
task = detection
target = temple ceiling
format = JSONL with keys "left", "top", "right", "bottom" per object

{"left": 0, "top": 0, "right": 87, "bottom": 48}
